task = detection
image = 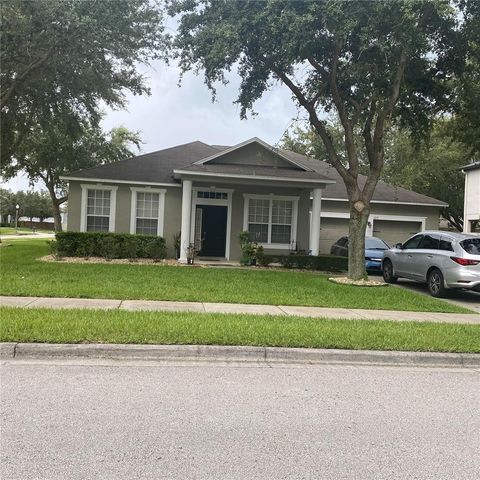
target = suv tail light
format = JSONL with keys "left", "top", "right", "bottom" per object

{"left": 450, "top": 257, "right": 480, "bottom": 266}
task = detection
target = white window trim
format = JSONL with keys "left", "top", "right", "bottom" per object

{"left": 243, "top": 194, "right": 299, "bottom": 249}
{"left": 80, "top": 184, "right": 118, "bottom": 232}
{"left": 190, "top": 187, "right": 233, "bottom": 260}
{"left": 129, "top": 187, "right": 166, "bottom": 236}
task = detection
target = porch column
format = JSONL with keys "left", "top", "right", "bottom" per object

{"left": 309, "top": 188, "right": 322, "bottom": 256}
{"left": 179, "top": 179, "right": 192, "bottom": 263}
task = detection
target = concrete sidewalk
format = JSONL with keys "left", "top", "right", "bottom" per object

{"left": 1, "top": 295, "right": 479, "bottom": 324}
{"left": 0, "top": 233, "right": 55, "bottom": 240}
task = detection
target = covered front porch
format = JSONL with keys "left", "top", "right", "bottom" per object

{"left": 175, "top": 177, "right": 329, "bottom": 262}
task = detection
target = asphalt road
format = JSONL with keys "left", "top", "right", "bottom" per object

{"left": 1, "top": 360, "right": 479, "bottom": 480}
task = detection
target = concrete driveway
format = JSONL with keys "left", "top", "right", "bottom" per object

{"left": 372, "top": 274, "right": 480, "bottom": 313}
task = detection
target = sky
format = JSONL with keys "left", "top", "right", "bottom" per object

{"left": 2, "top": 59, "right": 304, "bottom": 193}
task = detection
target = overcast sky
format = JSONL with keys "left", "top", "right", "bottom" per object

{"left": 2, "top": 59, "right": 304, "bottom": 192}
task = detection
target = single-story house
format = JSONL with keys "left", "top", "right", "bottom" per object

{"left": 462, "top": 161, "right": 480, "bottom": 233}
{"left": 62, "top": 138, "right": 446, "bottom": 261}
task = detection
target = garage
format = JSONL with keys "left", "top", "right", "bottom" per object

{"left": 319, "top": 217, "right": 349, "bottom": 254}
{"left": 372, "top": 219, "right": 423, "bottom": 247}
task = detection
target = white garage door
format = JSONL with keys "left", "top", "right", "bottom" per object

{"left": 372, "top": 220, "right": 422, "bottom": 247}
{"left": 319, "top": 217, "right": 349, "bottom": 254}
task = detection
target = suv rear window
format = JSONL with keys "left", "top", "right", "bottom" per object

{"left": 460, "top": 238, "right": 480, "bottom": 254}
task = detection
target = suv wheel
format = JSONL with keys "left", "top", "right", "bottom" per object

{"left": 427, "top": 269, "right": 446, "bottom": 298}
{"left": 382, "top": 259, "right": 398, "bottom": 284}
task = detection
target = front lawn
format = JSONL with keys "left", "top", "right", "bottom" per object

{"left": 1, "top": 307, "right": 478, "bottom": 352}
{"left": 0, "top": 240, "right": 468, "bottom": 313}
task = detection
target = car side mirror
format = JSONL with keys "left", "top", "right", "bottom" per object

{"left": 394, "top": 243, "right": 404, "bottom": 249}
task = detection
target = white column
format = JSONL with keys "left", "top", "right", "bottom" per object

{"left": 309, "top": 188, "right": 322, "bottom": 256}
{"left": 179, "top": 179, "right": 192, "bottom": 263}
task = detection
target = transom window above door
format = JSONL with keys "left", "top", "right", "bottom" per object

{"left": 130, "top": 187, "right": 166, "bottom": 236}
{"left": 197, "top": 191, "right": 228, "bottom": 200}
{"left": 244, "top": 194, "right": 298, "bottom": 248}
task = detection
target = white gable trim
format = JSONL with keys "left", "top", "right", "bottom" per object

{"left": 192, "top": 137, "right": 311, "bottom": 171}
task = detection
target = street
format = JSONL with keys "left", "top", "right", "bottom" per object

{"left": 1, "top": 360, "right": 479, "bottom": 480}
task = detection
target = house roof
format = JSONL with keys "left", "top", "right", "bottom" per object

{"left": 462, "top": 161, "right": 480, "bottom": 172}
{"left": 62, "top": 138, "right": 447, "bottom": 207}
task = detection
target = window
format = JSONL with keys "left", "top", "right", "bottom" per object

{"left": 460, "top": 238, "right": 480, "bottom": 254}
{"left": 130, "top": 188, "right": 166, "bottom": 236}
{"left": 419, "top": 234, "right": 439, "bottom": 250}
{"left": 135, "top": 192, "right": 159, "bottom": 235}
{"left": 197, "top": 191, "right": 227, "bottom": 200}
{"left": 247, "top": 198, "right": 269, "bottom": 242}
{"left": 245, "top": 195, "right": 298, "bottom": 246}
{"left": 402, "top": 234, "right": 423, "bottom": 250}
{"left": 84, "top": 188, "right": 114, "bottom": 232}
{"left": 439, "top": 237, "right": 454, "bottom": 251}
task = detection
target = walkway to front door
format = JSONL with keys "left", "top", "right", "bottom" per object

{"left": 195, "top": 205, "right": 228, "bottom": 257}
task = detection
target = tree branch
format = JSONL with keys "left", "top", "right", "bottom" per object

{"left": 271, "top": 66, "right": 350, "bottom": 183}
{"left": 0, "top": 50, "right": 51, "bottom": 109}
{"left": 328, "top": 41, "right": 359, "bottom": 176}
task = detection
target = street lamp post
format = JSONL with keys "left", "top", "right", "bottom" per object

{"left": 15, "top": 204, "right": 19, "bottom": 234}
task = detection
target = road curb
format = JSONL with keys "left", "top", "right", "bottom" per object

{"left": 2, "top": 342, "right": 479, "bottom": 367}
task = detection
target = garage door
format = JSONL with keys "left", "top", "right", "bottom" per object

{"left": 319, "top": 217, "right": 349, "bottom": 254}
{"left": 372, "top": 220, "right": 422, "bottom": 247}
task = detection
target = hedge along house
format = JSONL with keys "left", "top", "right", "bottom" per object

{"left": 62, "top": 138, "right": 446, "bottom": 261}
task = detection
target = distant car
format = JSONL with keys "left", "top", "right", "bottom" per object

{"left": 330, "top": 235, "right": 390, "bottom": 272}
{"left": 382, "top": 231, "right": 480, "bottom": 297}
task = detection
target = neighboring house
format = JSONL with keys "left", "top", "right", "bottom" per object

{"left": 61, "top": 138, "right": 446, "bottom": 261}
{"left": 462, "top": 161, "right": 480, "bottom": 233}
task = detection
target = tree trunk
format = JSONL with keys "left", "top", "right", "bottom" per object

{"left": 46, "top": 186, "right": 63, "bottom": 232}
{"left": 348, "top": 202, "right": 370, "bottom": 280}
{"left": 51, "top": 201, "right": 62, "bottom": 232}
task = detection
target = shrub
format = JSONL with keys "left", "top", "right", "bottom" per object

{"left": 55, "top": 232, "right": 167, "bottom": 261}
{"left": 259, "top": 254, "right": 347, "bottom": 272}
{"left": 146, "top": 237, "right": 167, "bottom": 263}
{"left": 47, "top": 240, "right": 62, "bottom": 260}
{"left": 124, "top": 236, "right": 138, "bottom": 262}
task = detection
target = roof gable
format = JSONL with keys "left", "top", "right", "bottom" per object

{"left": 193, "top": 138, "right": 310, "bottom": 171}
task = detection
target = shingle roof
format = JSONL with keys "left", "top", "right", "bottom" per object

{"left": 63, "top": 139, "right": 447, "bottom": 206}
{"left": 280, "top": 149, "right": 448, "bottom": 206}
{"left": 64, "top": 141, "right": 220, "bottom": 184}
{"left": 175, "top": 163, "right": 333, "bottom": 182}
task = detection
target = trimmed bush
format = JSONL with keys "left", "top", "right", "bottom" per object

{"left": 260, "top": 254, "right": 347, "bottom": 272}
{"left": 55, "top": 232, "right": 167, "bottom": 261}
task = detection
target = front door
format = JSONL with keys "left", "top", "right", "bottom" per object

{"left": 196, "top": 205, "right": 228, "bottom": 257}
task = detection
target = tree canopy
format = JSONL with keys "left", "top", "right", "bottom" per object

{"left": 282, "top": 119, "right": 471, "bottom": 232}
{"left": 3, "top": 115, "right": 142, "bottom": 231}
{"left": 1, "top": 0, "right": 165, "bottom": 165}
{"left": 170, "top": 0, "right": 467, "bottom": 279}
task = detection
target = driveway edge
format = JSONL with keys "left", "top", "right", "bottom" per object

{"left": 2, "top": 342, "right": 479, "bottom": 367}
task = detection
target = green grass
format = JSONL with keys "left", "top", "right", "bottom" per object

{"left": 0, "top": 240, "right": 469, "bottom": 313}
{"left": 1, "top": 306, "right": 478, "bottom": 352}
{"left": 0, "top": 227, "right": 52, "bottom": 235}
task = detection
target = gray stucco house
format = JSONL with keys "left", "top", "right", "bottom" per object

{"left": 62, "top": 138, "right": 446, "bottom": 261}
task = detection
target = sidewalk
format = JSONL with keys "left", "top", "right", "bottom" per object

{"left": 0, "top": 233, "right": 55, "bottom": 240}
{"left": 1, "top": 295, "right": 479, "bottom": 324}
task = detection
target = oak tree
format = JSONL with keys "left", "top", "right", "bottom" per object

{"left": 170, "top": 0, "right": 465, "bottom": 279}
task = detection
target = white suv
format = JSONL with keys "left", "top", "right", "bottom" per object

{"left": 382, "top": 231, "right": 480, "bottom": 297}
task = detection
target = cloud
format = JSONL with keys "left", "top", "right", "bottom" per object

{"left": 4, "top": 60, "right": 303, "bottom": 191}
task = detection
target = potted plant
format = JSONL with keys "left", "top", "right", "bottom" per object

{"left": 185, "top": 243, "right": 198, "bottom": 265}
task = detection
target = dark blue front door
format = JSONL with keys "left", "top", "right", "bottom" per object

{"left": 197, "top": 205, "right": 227, "bottom": 257}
